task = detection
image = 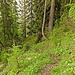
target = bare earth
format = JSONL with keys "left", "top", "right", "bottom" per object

{"left": 39, "top": 54, "right": 61, "bottom": 75}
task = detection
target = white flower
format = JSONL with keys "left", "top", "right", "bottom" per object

{"left": 68, "top": 63, "right": 70, "bottom": 65}
{"left": 73, "top": 39, "right": 75, "bottom": 40}
{"left": 35, "top": 56, "right": 36, "bottom": 59}
{"left": 28, "top": 57, "right": 31, "bottom": 60}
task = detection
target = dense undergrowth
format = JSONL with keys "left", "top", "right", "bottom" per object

{"left": 51, "top": 29, "right": 75, "bottom": 75}
{"left": 1, "top": 22, "right": 75, "bottom": 75}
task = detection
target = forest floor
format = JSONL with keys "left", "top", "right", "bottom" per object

{"left": 1, "top": 21, "right": 75, "bottom": 75}
{"left": 39, "top": 54, "right": 61, "bottom": 75}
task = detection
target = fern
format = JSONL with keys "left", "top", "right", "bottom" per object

{"left": 66, "top": 3, "right": 75, "bottom": 23}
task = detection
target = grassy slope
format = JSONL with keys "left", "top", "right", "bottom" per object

{"left": 1, "top": 21, "right": 75, "bottom": 75}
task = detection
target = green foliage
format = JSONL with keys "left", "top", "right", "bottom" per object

{"left": 66, "top": 3, "right": 75, "bottom": 22}
{"left": 1, "top": 43, "right": 53, "bottom": 75}
{"left": 1, "top": 25, "right": 75, "bottom": 75}
{"left": 51, "top": 54, "right": 75, "bottom": 75}
{"left": 50, "top": 28, "right": 75, "bottom": 75}
{"left": 22, "top": 51, "right": 53, "bottom": 75}
{"left": 1, "top": 1, "right": 75, "bottom": 75}
{"left": 0, "top": 0, "right": 20, "bottom": 47}
{"left": 0, "top": 49, "right": 7, "bottom": 64}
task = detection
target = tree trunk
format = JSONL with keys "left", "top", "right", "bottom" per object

{"left": 49, "top": 0, "right": 55, "bottom": 31}
{"left": 42, "top": 0, "right": 48, "bottom": 40}
{"left": 23, "top": 0, "right": 26, "bottom": 40}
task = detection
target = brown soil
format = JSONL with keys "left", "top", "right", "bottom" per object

{"left": 39, "top": 54, "right": 61, "bottom": 75}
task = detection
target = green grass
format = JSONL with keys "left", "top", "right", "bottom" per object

{"left": 0, "top": 43, "right": 54, "bottom": 75}
{"left": 1, "top": 24, "right": 75, "bottom": 75}
{"left": 50, "top": 27, "right": 75, "bottom": 75}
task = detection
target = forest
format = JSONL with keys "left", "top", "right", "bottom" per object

{"left": 0, "top": 0, "right": 75, "bottom": 75}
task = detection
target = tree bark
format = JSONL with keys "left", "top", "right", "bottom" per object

{"left": 49, "top": 0, "right": 55, "bottom": 31}
{"left": 42, "top": 0, "right": 48, "bottom": 40}
{"left": 23, "top": 0, "right": 26, "bottom": 40}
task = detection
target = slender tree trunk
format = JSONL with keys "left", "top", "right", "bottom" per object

{"left": 49, "top": 0, "right": 55, "bottom": 31}
{"left": 30, "top": 0, "right": 33, "bottom": 35}
{"left": 42, "top": 0, "right": 48, "bottom": 40}
{"left": 23, "top": 0, "right": 26, "bottom": 40}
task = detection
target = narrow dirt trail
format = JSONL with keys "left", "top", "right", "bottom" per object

{"left": 39, "top": 54, "right": 61, "bottom": 75}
